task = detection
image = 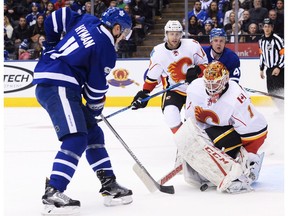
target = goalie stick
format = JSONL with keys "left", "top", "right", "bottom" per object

{"left": 100, "top": 114, "right": 175, "bottom": 194}
{"left": 244, "top": 87, "right": 284, "bottom": 100}
{"left": 97, "top": 82, "right": 186, "bottom": 123}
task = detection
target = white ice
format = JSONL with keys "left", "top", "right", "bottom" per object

{"left": 3, "top": 104, "right": 286, "bottom": 216}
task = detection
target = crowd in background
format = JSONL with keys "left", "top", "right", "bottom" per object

{"left": 184, "top": 0, "right": 284, "bottom": 43}
{"left": 3, "top": 0, "right": 285, "bottom": 60}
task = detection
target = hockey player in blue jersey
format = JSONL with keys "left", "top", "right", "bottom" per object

{"left": 33, "top": 7, "right": 133, "bottom": 215}
{"left": 202, "top": 28, "right": 241, "bottom": 83}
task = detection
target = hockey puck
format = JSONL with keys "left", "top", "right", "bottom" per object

{"left": 200, "top": 183, "right": 208, "bottom": 191}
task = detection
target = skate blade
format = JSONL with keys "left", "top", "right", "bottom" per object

{"left": 103, "top": 195, "right": 133, "bottom": 207}
{"left": 41, "top": 204, "right": 80, "bottom": 216}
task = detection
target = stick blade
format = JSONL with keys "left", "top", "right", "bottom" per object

{"left": 133, "top": 164, "right": 175, "bottom": 194}
{"left": 133, "top": 163, "right": 158, "bottom": 193}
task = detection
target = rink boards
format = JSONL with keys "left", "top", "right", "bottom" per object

{"left": 3, "top": 59, "right": 274, "bottom": 107}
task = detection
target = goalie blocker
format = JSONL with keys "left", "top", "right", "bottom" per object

{"left": 175, "top": 118, "right": 253, "bottom": 193}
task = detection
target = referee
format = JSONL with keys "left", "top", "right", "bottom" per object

{"left": 259, "top": 18, "right": 284, "bottom": 95}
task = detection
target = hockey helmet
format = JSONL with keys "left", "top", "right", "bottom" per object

{"left": 209, "top": 28, "right": 226, "bottom": 42}
{"left": 164, "top": 20, "right": 183, "bottom": 41}
{"left": 203, "top": 61, "right": 229, "bottom": 96}
{"left": 164, "top": 20, "right": 183, "bottom": 32}
{"left": 101, "top": 7, "right": 132, "bottom": 34}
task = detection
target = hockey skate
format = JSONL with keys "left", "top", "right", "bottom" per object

{"left": 41, "top": 178, "right": 80, "bottom": 216}
{"left": 97, "top": 170, "right": 133, "bottom": 207}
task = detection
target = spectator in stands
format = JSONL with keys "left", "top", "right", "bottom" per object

{"left": 130, "top": 0, "right": 153, "bottom": 34}
{"left": 26, "top": 2, "right": 40, "bottom": 26}
{"left": 109, "top": 0, "right": 117, "bottom": 8}
{"left": 12, "top": 16, "right": 31, "bottom": 58}
{"left": 223, "top": 0, "right": 244, "bottom": 26}
{"left": 229, "top": 22, "right": 246, "bottom": 43}
{"left": 248, "top": 0, "right": 268, "bottom": 27}
{"left": 84, "top": 1, "right": 92, "bottom": 14}
{"left": 200, "top": 0, "right": 213, "bottom": 11}
{"left": 275, "top": 0, "right": 284, "bottom": 15}
{"left": 34, "top": 34, "right": 46, "bottom": 59}
{"left": 94, "top": 0, "right": 107, "bottom": 18}
{"left": 198, "top": 18, "right": 214, "bottom": 43}
{"left": 240, "top": 9, "right": 251, "bottom": 33}
{"left": 29, "top": 13, "right": 45, "bottom": 49}
{"left": 4, "top": 15, "right": 14, "bottom": 39}
{"left": 45, "top": 2, "right": 55, "bottom": 17}
{"left": 206, "top": 1, "right": 224, "bottom": 28}
{"left": 187, "top": 0, "right": 208, "bottom": 27}
{"left": 54, "top": 0, "right": 66, "bottom": 10}
{"left": 116, "top": 0, "right": 125, "bottom": 9}
{"left": 217, "top": 0, "right": 230, "bottom": 13}
{"left": 65, "top": 0, "right": 72, "bottom": 7}
{"left": 210, "top": 15, "right": 222, "bottom": 28}
{"left": 39, "top": 0, "right": 49, "bottom": 13}
{"left": 245, "top": 22, "right": 261, "bottom": 42}
{"left": 71, "top": 0, "right": 86, "bottom": 14}
{"left": 224, "top": 11, "right": 235, "bottom": 35}
{"left": 18, "top": 39, "right": 31, "bottom": 60}
{"left": 240, "top": 0, "right": 253, "bottom": 10}
{"left": 268, "top": 9, "right": 284, "bottom": 38}
{"left": 4, "top": 3, "right": 17, "bottom": 26}
{"left": 187, "top": 15, "right": 203, "bottom": 40}
{"left": 4, "top": 28, "right": 15, "bottom": 59}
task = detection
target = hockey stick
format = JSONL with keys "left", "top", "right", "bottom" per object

{"left": 158, "top": 164, "right": 183, "bottom": 185}
{"left": 244, "top": 87, "right": 284, "bottom": 100}
{"left": 100, "top": 114, "right": 175, "bottom": 194}
{"left": 97, "top": 82, "right": 186, "bottom": 123}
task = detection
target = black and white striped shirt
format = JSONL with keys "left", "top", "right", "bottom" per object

{"left": 258, "top": 33, "right": 284, "bottom": 70}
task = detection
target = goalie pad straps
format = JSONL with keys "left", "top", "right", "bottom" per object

{"left": 174, "top": 118, "right": 247, "bottom": 191}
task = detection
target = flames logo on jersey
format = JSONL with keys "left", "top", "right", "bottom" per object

{"left": 167, "top": 58, "right": 192, "bottom": 82}
{"left": 194, "top": 106, "right": 220, "bottom": 124}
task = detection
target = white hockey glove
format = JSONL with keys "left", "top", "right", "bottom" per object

{"left": 237, "top": 147, "right": 265, "bottom": 184}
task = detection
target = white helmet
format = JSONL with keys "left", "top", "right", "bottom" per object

{"left": 203, "top": 61, "right": 229, "bottom": 96}
{"left": 164, "top": 20, "right": 183, "bottom": 41}
{"left": 164, "top": 20, "right": 183, "bottom": 32}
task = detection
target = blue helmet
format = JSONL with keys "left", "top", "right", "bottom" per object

{"left": 209, "top": 28, "right": 226, "bottom": 42}
{"left": 101, "top": 7, "right": 132, "bottom": 32}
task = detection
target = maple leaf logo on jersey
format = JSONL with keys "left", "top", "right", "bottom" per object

{"left": 167, "top": 58, "right": 192, "bottom": 82}
{"left": 194, "top": 106, "right": 219, "bottom": 124}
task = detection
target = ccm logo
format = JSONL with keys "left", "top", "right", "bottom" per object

{"left": 204, "top": 146, "right": 230, "bottom": 164}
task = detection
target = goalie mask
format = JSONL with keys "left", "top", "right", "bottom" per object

{"left": 203, "top": 61, "right": 229, "bottom": 98}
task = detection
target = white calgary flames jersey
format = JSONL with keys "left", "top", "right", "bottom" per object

{"left": 146, "top": 39, "right": 208, "bottom": 94}
{"left": 185, "top": 79, "right": 267, "bottom": 136}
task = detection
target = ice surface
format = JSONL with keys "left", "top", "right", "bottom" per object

{"left": 3, "top": 104, "right": 285, "bottom": 216}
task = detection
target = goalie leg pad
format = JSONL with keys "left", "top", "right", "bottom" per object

{"left": 183, "top": 161, "right": 209, "bottom": 186}
{"left": 175, "top": 118, "right": 249, "bottom": 192}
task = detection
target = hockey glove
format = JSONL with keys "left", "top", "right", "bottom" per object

{"left": 131, "top": 90, "right": 150, "bottom": 110}
{"left": 42, "top": 41, "right": 58, "bottom": 53}
{"left": 185, "top": 65, "right": 202, "bottom": 84}
{"left": 86, "top": 97, "right": 106, "bottom": 117}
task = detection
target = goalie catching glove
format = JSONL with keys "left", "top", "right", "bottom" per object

{"left": 131, "top": 90, "right": 150, "bottom": 110}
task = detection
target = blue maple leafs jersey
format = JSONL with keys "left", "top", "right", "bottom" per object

{"left": 33, "top": 7, "right": 116, "bottom": 104}
{"left": 203, "top": 46, "right": 241, "bottom": 83}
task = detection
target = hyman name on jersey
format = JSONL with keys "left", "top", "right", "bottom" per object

{"left": 75, "top": 24, "right": 95, "bottom": 48}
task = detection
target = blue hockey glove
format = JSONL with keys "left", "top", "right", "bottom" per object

{"left": 42, "top": 41, "right": 58, "bottom": 53}
{"left": 86, "top": 98, "right": 105, "bottom": 117}
{"left": 131, "top": 90, "right": 150, "bottom": 110}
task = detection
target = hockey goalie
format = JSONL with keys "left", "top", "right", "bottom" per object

{"left": 175, "top": 61, "right": 268, "bottom": 193}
